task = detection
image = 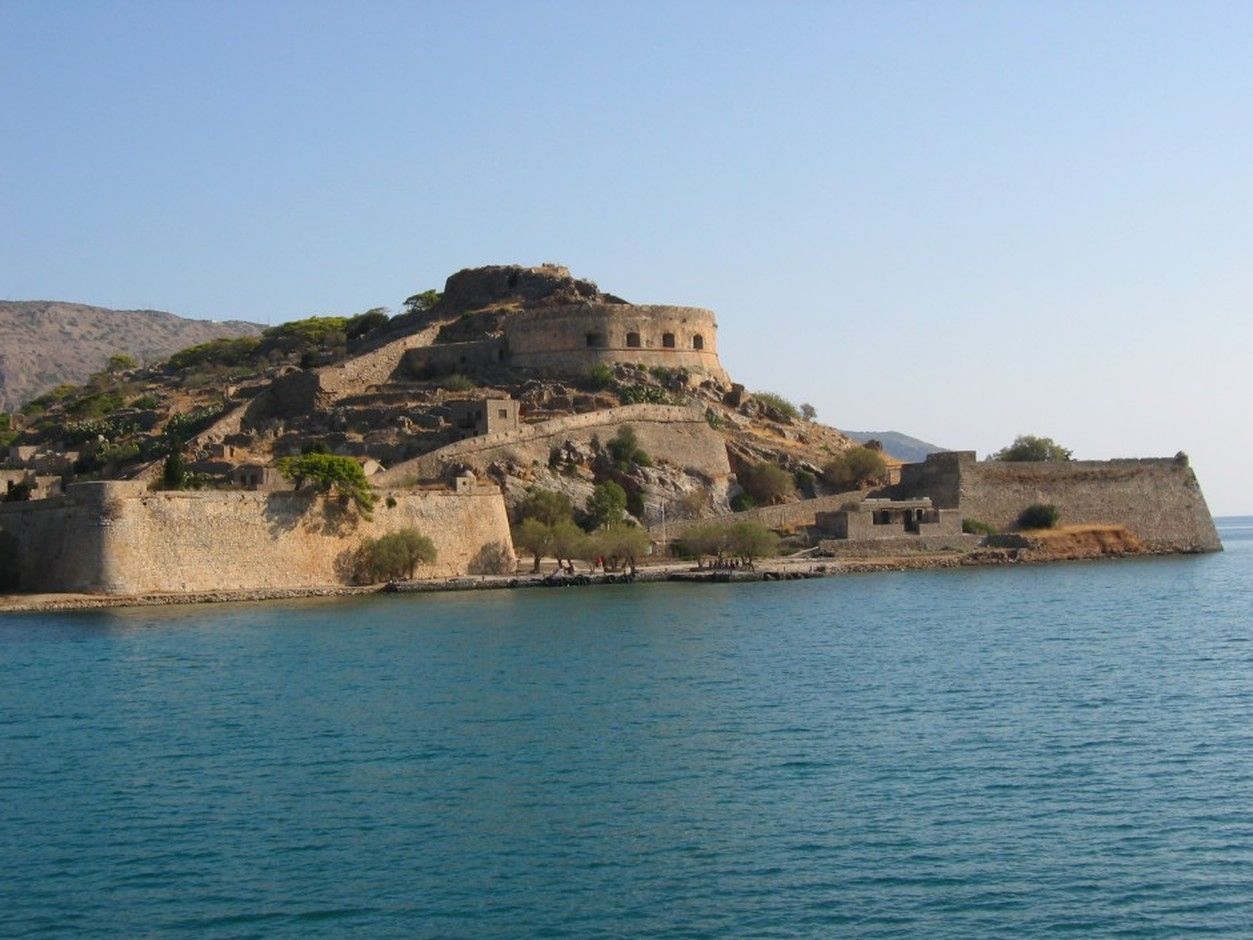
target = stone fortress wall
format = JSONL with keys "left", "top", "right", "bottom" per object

{"left": 375, "top": 404, "right": 732, "bottom": 485}
{"left": 0, "top": 481, "right": 515, "bottom": 594}
{"left": 898, "top": 451, "right": 1221, "bottom": 552}
{"left": 502, "top": 304, "right": 728, "bottom": 384}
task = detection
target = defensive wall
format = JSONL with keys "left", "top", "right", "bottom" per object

{"left": 654, "top": 489, "right": 869, "bottom": 540}
{"left": 503, "top": 304, "right": 727, "bottom": 383}
{"left": 376, "top": 404, "right": 732, "bottom": 485}
{"left": 0, "top": 481, "right": 515, "bottom": 595}
{"left": 897, "top": 451, "right": 1221, "bottom": 552}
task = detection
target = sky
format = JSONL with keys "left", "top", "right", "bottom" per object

{"left": 2, "top": 1, "right": 1250, "bottom": 514}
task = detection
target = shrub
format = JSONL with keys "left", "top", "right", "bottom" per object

{"left": 738, "top": 462, "right": 796, "bottom": 505}
{"left": 704, "top": 409, "right": 724, "bottom": 430}
{"left": 728, "top": 520, "right": 780, "bottom": 561}
{"left": 800, "top": 403, "right": 817, "bottom": 421}
{"left": 163, "top": 448, "right": 187, "bottom": 490}
{"left": 962, "top": 518, "right": 997, "bottom": 535}
{"left": 615, "top": 384, "right": 672, "bottom": 405}
{"left": 822, "top": 446, "right": 888, "bottom": 489}
{"left": 346, "top": 308, "right": 390, "bottom": 340}
{"left": 751, "top": 391, "right": 800, "bottom": 420}
{"left": 168, "top": 337, "right": 262, "bottom": 372}
{"left": 276, "top": 453, "right": 376, "bottom": 516}
{"left": 676, "top": 520, "right": 779, "bottom": 564}
{"left": 438, "top": 373, "right": 477, "bottom": 392}
{"left": 607, "top": 425, "right": 651, "bottom": 470}
{"left": 402, "top": 290, "right": 442, "bottom": 315}
{"left": 129, "top": 394, "right": 160, "bottom": 410}
{"left": 164, "top": 403, "right": 227, "bottom": 439}
{"left": 993, "top": 435, "right": 1073, "bottom": 462}
{"left": 730, "top": 492, "right": 757, "bottom": 512}
{"left": 587, "top": 363, "right": 615, "bottom": 389}
{"left": 1017, "top": 503, "right": 1061, "bottom": 529}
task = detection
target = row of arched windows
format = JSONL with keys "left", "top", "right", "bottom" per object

{"left": 586, "top": 331, "right": 705, "bottom": 350}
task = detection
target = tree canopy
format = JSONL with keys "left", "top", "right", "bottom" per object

{"left": 992, "top": 435, "right": 1073, "bottom": 462}
{"left": 276, "top": 453, "right": 376, "bottom": 516}
{"left": 587, "top": 480, "right": 628, "bottom": 528}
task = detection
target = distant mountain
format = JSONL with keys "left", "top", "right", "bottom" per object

{"left": 0, "top": 301, "right": 262, "bottom": 411}
{"left": 841, "top": 430, "right": 947, "bottom": 464}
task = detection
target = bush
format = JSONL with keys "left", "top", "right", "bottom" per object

{"left": 587, "top": 363, "right": 615, "bottom": 389}
{"left": 129, "top": 394, "right": 160, "bottom": 410}
{"left": 751, "top": 391, "right": 800, "bottom": 420}
{"left": 438, "top": 373, "right": 477, "bottom": 392}
{"left": 168, "top": 336, "right": 262, "bottom": 372}
{"left": 730, "top": 492, "right": 757, "bottom": 512}
{"left": 607, "top": 426, "right": 651, "bottom": 470}
{"left": 347, "top": 308, "right": 390, "bottom": 341}
{"left": 588, "top": 523, "right": 650, "bottom": 569}
{"left": 1017, "top": 503, "right": 1061, "bottom": 529}
{"left": 962, "top": 518, "right": 997, "bottom": 535}
{"left": 822, "top": 446, "right": 887, "bottom": 489}
{"left": 163, "top": 448, "right": 187, "bottom": 490}
{"left": 615, "top": 384, "right": 672, "bottom": 405}
{"left": 993, "top": 435, "right": 1073, "bottom": 462}
{"left": 738, "top": 462, "right": 796, "bottom": 506}
{"left": 704, "top": 409, "right": 724, "bottom": 430}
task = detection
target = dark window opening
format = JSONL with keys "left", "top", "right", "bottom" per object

{"left": 498, "top": 409, "right": 508, "bottom": 419}
{"left": 626, "top": 332, "right": 641, "bottom": 348}
{"left": 459, "top": 355, "right": 466, "bottom": 364}
{"left": 586, "top": 333, "right": 604, "bottom": 347}
{"left": 662, "top": 332, "right": 675, "bottom": 348}
{"left": 692, "top": 334, "right": 704, "bottom": 350}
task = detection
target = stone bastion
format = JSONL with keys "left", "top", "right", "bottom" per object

{"left": 502, "top": 303, "right": 728, "bottom": 384}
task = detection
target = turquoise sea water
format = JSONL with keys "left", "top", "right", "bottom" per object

{"left": 2, "top": 520, "right": 1251, "bottom": 938}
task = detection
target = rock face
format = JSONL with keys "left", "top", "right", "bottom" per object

{"left": 0, "top": 301, "right": 261, "bottom": 411}
{"left": 439, "top": 263, "right": 615, "bottom": 313}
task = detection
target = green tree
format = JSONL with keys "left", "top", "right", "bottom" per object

{"left": 587, "top": 480, "right": 628, "bottom": 528}
{"left": 738, "top": 462, "right": 796, "bottom": 505}
{"left": 106, "top": 353, "right": 138, "bottom": 373}
{"left": 800, "top": 403, "right": 817, "bottom": 421}
{"left": 822, "top": 446, "right": 888, "bottom": 489}
{"left": 993, "top": 435, "right": 1073, "bottom": 462}
{"left": 513, "top": 517, "right": 555, "bottom": 572}
{"left": 550, "top": 519, "right": 588, "bottom": 569}
{"left": 163, "top": 444, "right": 187, "bottom": 490}
{"left": 675, "top": 521, "right": 732, "bottom": 567}
{"left": 403, "top": 290, "right": 442, "bottom": 315}
{"left": 728, "top": 521, "right": 779, "bottom": 562}
{"left": 275, "top": 453, "right": 376, "bottom": 516}
{"left": 376, "top": 528, "right": 437, "bottom": 578}
{"left": 517, "top": 488, "right": 573, "bottom": 527}
{"left": 591, "top": 523, "right": 651, "bottom": 571}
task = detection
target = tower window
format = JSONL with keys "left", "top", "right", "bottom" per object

{"left": 586, "top": 333, "right": 604, "bottom": 347}
{"left": 662, "top": 333, "right": 675, "bottom": 348}
{"left": 692, "top": 334, "right": 704, "bottom": 350}
{"left": 626, "top": 332, "right": 641, "bottom": 348}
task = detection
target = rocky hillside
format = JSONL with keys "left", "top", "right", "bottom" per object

{"left": 0, "top": 301, "right": 261, "bottom": 411}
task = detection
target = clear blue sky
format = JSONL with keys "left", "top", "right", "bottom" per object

{"left": 2, "top": 2, "right": 1250, "bottom": 514}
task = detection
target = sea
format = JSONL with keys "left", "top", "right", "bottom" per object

{"left": 2, "top": 518, "right": 1251, "bottom": 938}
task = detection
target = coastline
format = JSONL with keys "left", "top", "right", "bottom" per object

{"left": 0, "top": 538, "right": 1198, "bottom": 614}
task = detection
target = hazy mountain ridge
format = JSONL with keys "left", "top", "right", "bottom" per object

{"left": 841, "top": 430, "right": 946, "bottom": 464}
{"left": 0, "top": 301, "right": 262, "bottom": 411}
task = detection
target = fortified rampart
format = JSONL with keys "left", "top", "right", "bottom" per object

{"left": 502, "top": 304, "right": 727, "bottom": 383}
{"left": 0, "top": 481, "right": 515, "bottom": 594}
{"left": 898, "top": 452, "right": 1221, "bottom": 552}
{"left": 375, "top": 404, "right": 731, "bottom": 485}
